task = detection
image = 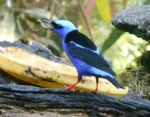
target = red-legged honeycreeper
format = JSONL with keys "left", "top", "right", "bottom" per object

{"left": 38, "top": 19, "right": 125, "bottom": 94}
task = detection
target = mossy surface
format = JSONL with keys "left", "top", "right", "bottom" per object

{"left": 118, "top": 65, "right": 150, "bottom": 100}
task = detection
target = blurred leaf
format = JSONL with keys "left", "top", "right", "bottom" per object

{"left": 39, "top": 37, "right": 61, "bottom": 54}
{"left": 49, "top": 39, "right": 61, "bottom": 54}
{"left": 24, "top": 8, "right": 53, "bottom": 19}
{"left": 26, "top": 16, "right": 40, "bottom": 24}
{"left": 102, "top": 28, "right": 124, "bottom": 53}
{"left": 0, "top": 11, "right": 17, "bottom": 42}
{"left": 6, "top": 0, "right": 12, "bottom": 8}
{"left": 143, "top": 0, "right": 150, "bottom": 4}
{"left": 96, "top": 0, "right": 111, "bottom": 24}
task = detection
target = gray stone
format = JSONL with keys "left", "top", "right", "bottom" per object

{"left": 112, "top": 5, "right": 150, "bottom": 41}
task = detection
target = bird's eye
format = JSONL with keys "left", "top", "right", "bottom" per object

{"left": 57, "top": 24, "right": 60, "bottom": 26}
{"left": 51, "top": 22, "right": 63, "bottom": 29}
{"left": 55, "top": 24, "right": 63, "bottom": 29}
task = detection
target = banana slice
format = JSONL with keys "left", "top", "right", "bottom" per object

{"left": 0, "top": 46, "right": 128, "bottom": 97}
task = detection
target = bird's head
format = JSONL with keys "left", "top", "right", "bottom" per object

{"left": 38, "top": 19, "right": 77, "bottom": 39}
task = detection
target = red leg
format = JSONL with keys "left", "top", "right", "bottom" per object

{"left": 93, "top": 77, "right": 99, "bottom": 94}
{"left": 64, "top": 81, "right": 81, "bottom": 92}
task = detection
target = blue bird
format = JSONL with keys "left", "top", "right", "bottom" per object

{"left": 38, "top": 19, "right": 124, "bottom": 94}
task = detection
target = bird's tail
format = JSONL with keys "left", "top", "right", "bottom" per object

{"left": 107, "top": 77, "right": 125, "bottom": 89}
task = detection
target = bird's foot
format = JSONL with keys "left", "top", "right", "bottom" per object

{"left": 92, "top": 88, "right": 98, "bottom": 94}
{"left": 64, "top": 81, "right": 80, "bottom": 92}
{"left": 64, "top": 85, "right": 76, "bottom": 92}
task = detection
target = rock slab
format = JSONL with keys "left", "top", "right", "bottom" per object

{"left": 112, "top": 5, "right": 150, "bottom": 41}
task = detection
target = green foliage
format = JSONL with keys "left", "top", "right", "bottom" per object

{"left": 102, "top": 28, "right": 124, "bottom": 53}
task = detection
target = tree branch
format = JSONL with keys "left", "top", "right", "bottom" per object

{"left": 0, "top": 84, "right": 149, "bottom": 116}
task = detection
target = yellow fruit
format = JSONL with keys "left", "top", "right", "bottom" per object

{"left": 0, "top": 46, "right": 128, "bottom": 97}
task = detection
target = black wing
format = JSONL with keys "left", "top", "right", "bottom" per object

{"left": 65, "top": 30, "right": 97, "bottom": 51}
{"left": 68, "top": 43, "right": 116, "bottom": 76}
